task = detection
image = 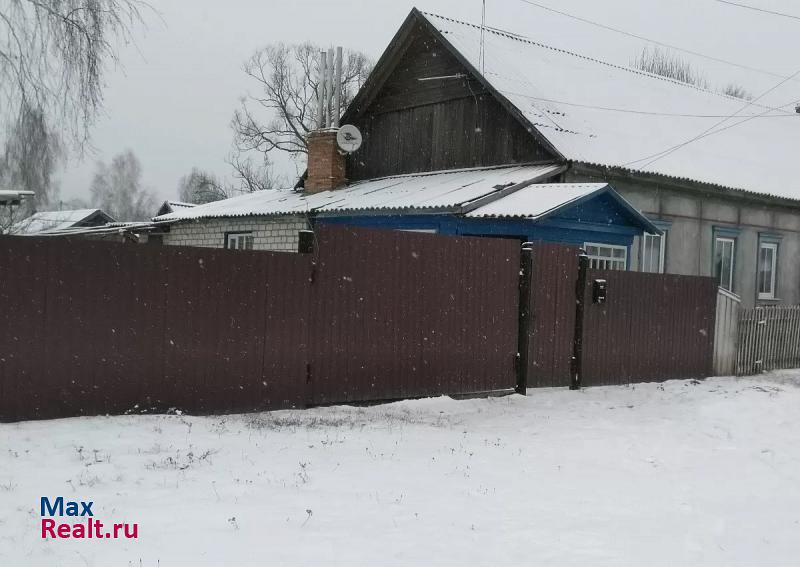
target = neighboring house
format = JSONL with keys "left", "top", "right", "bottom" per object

{"left": 0, "top": 190, "right": 35, "bottom": 206}
{"left": 156, "top": 200, "right": 196, "bottom": 217}
{"left": 11, "top": 209, "right": 115, "bottom": 235}
{"left": 156, "top": 8, "right": 800, "bottom": 307}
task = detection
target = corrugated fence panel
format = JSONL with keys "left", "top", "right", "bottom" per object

{"left": 527, "top": 243, "right": 579, "bottom": 388}
{"left": 309, "top": 226, "right": 520, "bottom": 405}
{"left": 0, "top": 237, "right": 313, "bottom": 421}
{"left": 581, "top": 270, "right": 717, "bottom": 386}
{"left": 0, "top": 227, "right": 520, "bottom": 422}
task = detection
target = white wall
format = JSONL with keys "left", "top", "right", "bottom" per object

{"left": 163, "top": 216, "right": 308, "bottom": 252}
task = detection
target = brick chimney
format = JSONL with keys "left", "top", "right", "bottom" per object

{"left": 305, "top": 129, "right": 347, "bottom": 193}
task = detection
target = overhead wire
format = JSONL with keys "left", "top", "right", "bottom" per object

{"left": 516, "top": 0, "right": 796, "bottom": 82}
{"left": 712, "top": 0, "right": 800, "bottom": 22}
{"left": 625, "top": 76, "right": 800, "bottom": 169}
{"left": 499, "top": 90, "right": 799, "bottom": 118}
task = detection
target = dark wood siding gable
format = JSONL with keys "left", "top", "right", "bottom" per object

{"left": 345, "top": 19, "right": 556, "bottom": 181}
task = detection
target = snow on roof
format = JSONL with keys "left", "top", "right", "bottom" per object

{"left": 422, "top": 12, "right": 800, "bottom": 200}
{"left": 164, "top": 201, "right": 196, "bottom": 210}
{"left": 0, "top": 190, "right": 35, "bottom": 203}
{"left": 154, "top": 164, "right": 561, "bottom": 222}
{"left": 467, "top": 182, "right": 660, "bottom": 233}
{"left": 467, "top": 183, "right": 607, "bottom": 218}
{"left": 11, "top": 209, "right": 107, "bottom": 235}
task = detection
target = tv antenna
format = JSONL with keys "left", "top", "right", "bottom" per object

{"left": 479, "top": 0, "right": 486, "bottom": 74}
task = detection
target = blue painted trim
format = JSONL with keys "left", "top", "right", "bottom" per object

{"left": 759, "top": 232, "right": 783, "bottom": 243}
{"left": 714, "top": 225, "right": 742, "bottom": 238}
{"left": 536, "top": 218, "right": 640, "bottom": 236}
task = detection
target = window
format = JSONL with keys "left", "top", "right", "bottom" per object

{"left": 585, "top": 243, "right": 627, "bottom": 270}
{"left": 641, "top": 231, "right": 666, "bottom": 273}
{"left": 225, "top": 232, "right": 253, "bottom": 250}
{"left": 713, "top": 236, "right": 735, "bottom": 291}
{"left": 757, "top": 242, "right": 778, "bottom": 300}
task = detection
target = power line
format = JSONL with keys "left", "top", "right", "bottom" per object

{"left": 500, "top": 90, "right": 799, "bottom": 118}
{"left": 516, "top": 0, "right": 795, "bottom": 81}
{"left": 712, "top": 0, "right": 800, "bottom": 22}
{"left": 625, "top": 69, "right": 800, "bottom": 169}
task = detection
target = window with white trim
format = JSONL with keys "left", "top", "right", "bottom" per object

{"left": 757, "top": 242, "right": 778, "bottom": 300}
{"left": 713, "top": 236, "right": 735, "bottom": 292}
{"left": 641, "top": 231, "right": 666, "bottom": 273}
{"left": 226, "top": 232, "right": 254, "bottom": 250}
{"left": 585, "top": 243, "right": 627, "bottom": 270}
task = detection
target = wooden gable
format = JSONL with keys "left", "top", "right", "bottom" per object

{"left": 343, "top": 11, "right": 559, "bottom": 182}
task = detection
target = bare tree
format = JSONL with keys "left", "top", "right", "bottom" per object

{"left": 721, "top": 83, "right": 753, "bottom": 100}
{"left": 90, "top": 149, "right": 156, "bottom": 221}
{"left": 0, "top": 100, "right": 63, "bottom": 207}
{"left": 0, "top": 1, "right": 147, "bottom": 149}
{"left": 631, "top": 47, "right": 709, "bottom": 89}
{"left": 231, "top": 42, "right": 372, "bottom": 176}
{"left": 227, "top": 153, "right": 279, "bottom": 193}
{"left": 177, "top": 168, "right": 228, "bottom": 205}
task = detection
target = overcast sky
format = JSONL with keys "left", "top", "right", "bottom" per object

{"left": 57, "top": 0, "right": 799, "bottom": 205}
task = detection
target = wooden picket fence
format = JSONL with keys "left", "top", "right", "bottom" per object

{"left": 713, "top": 289, "right": 740, "bottom": 376}
{"left": 736, "top": 305, "right": 800, "bottom": 375}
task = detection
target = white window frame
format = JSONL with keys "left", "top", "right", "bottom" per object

{"left": 584, "top": 242, "right": 627, "bottom": 271}
{"left": 714, "top": 236, "right": 735, "bottom": 292}
{"left": 757, "top": 242, "right": 778, "bottom": 300}
{"left": 226, "top": 232, "right": 254, "bottom": 250}
{"left": 640, "top": 231, "right": 666, "bottom": 273}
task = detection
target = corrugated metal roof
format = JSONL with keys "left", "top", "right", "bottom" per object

{"left": 154, "top": 164, "right": 561, "bottom": 222}
{"left": 467, "top": 182, "right": 661, "bottom": 233}
{"left": 167, "top": 201, "right": 196, "bottom": 210}
{"left": 11, "top": 209, "right": 107, "bottom": 235}
{"left": 467, "top": 183, "right": 607, "bottom": 218}
{"left": 422, "top": 12, "right": 800, "bottom": 201}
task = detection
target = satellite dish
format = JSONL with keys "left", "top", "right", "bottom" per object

{"left": 337, "top": 124, "right": 363, "bottom": 153}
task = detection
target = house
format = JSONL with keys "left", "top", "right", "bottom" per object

{"left": 156, "top": 8, "right": 800, "bottom": 307}
{"left": 0, "top": 190, "right": 35, "bottom": 206}
{"left": 154, "top": 163, "right": 658, "bottom": 261}
{"left": 345, "top": 9, "right": 795, "bottom": 308}
{"left": 156, "top": 200, "right": 196, "bottom": 217}
{"left": 11, "top": 209, "right": 115, "bottom": 235}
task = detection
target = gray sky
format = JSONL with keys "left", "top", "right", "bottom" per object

{"left": 58, "top": 0, "right": 799, "bottom": 205}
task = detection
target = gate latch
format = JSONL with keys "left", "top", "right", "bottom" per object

{"left": 592, "top": 279, "right": 607, "bottom": 304}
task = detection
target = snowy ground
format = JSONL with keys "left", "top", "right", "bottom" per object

{"left": 2, "top": 373, "right": 800, "bottom": 566}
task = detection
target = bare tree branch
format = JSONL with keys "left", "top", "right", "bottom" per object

{"left": 0, "top": 0, "right": 149, "bottom": 151}
{"left": 230, "top": 41, "right": 372, "bottom": 182}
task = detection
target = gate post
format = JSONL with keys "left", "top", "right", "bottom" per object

{"left": 516, "top": 242, "right": 534, "bottom": 395}
{"left": 570, "top": 250, "right": 589, "bottom": 390}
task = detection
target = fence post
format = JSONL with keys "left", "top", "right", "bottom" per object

{"left": 516, "top": 242, "right": 534, "bottom": 395}
{"left": 570, "top": 250, "right": 589, "bottom": 390}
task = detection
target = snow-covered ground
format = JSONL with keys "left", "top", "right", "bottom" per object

{"left": 2, "top": 373, "right": 800, "bottom": 566}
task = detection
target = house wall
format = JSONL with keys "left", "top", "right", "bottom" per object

{"left": 344, "top": 19, "right": 555, "bottom": 181}
{"left": 565, "top": 167, "right": 800, "bottom": 308}
{"left": 163, "top": 216, "right": 308, "bottom": 252}
{"left": 318, "top": 201, "right": 640, "bottom": 265}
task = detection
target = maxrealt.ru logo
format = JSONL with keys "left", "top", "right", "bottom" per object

{"left": 40, "top": 497, "right": 139, "bottom": 539}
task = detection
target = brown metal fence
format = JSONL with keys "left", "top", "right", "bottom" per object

{"left": 522, "top": 245, "right": 717, "bottom": 388}
{"left": 580, "top": 270, "right": 717, "bottom": 386}
{"left": 308, "top": 227, "right": 520, "bottom": 405}
{"left": 0, "top": 226, "right": 520, "bottom": 421}
{"left": 527, "top": 243, "right": 580, "bottom": 388}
